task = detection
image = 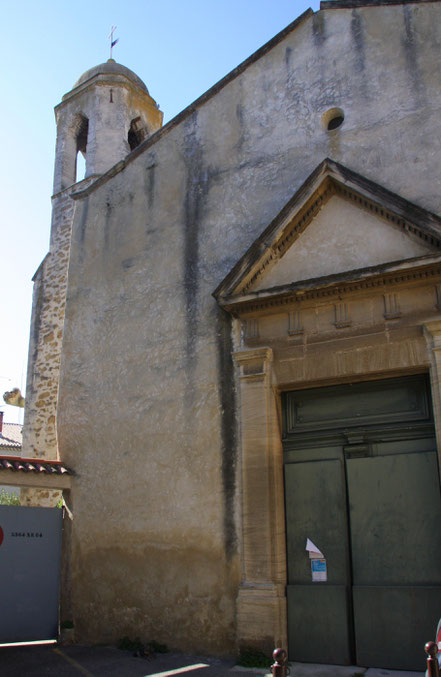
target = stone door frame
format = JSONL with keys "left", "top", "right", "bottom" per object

{"left": 233, "top": 321, "right": 441, "bottom": 655}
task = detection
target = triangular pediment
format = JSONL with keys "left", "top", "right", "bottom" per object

{"left": 254, "top": 193, "right": 434, "bottom": 290}
{"left": 214, "top": 159, "right": 441, "bottom": 308}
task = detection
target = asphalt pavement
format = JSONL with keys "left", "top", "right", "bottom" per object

{"left": 0, "top": 644, "right": 263, "bottom": 677}
{"left": 0, "top": 644, "right": 426, "bottom": 677}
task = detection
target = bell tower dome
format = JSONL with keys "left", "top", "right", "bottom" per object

{"left": 52, "top": 59, "right": 163, "bottom": 192}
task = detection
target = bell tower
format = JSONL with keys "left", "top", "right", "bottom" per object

{"left": 53, "top": 59, "right": 163, "bottom": 192}
{"left": 22, "top": 61, "right": 162, "bottom": 483}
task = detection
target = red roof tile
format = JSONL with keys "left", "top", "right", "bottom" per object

{"left": 0, "top": 455, "right": 73, "bottom": 475}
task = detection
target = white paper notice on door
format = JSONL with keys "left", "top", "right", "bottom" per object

{"left": 305, "top": 538, "right": 324, "bottom": 559}
{"left": 311, "top": 558, "right": 327, "bottom": 582}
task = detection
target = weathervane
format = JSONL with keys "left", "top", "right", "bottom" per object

{"left": 108, "top": 25, "right": 119, "bottom": 59}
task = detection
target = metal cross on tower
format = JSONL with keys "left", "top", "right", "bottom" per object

{"left": 108, "top": 26, "right": 119, "bottom": 59}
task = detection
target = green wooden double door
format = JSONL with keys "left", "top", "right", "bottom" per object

{"left": 283, "top": 375, "right": 441, "bottom": 671}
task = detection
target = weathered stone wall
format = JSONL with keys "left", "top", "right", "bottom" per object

{"left": 23, "top": 189, "right": 76, "bottom": 461}
{"left": 23, "top": 175, "right": 100, "bottom": 466}
{"left": 21, "top": 180, "right": 98, "bottom": 507}
{"left": 54, "top": 1, "right": 441, "bottom": 655}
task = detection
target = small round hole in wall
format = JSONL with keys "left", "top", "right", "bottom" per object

{"left": 322, "top": 107, "right": 345, "bottom": 131}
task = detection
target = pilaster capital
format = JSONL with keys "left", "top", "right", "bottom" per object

{"left": 233, "top": 347, "right": 273, "bottom": 381}
{"left": 233, "top": 347, "right": 273, "bottom": 366}
{"left": 423, "top": 321, "right": 441, "bottom": 351}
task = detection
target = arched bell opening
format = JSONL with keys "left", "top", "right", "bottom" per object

{"left": 74, "top": 114, "right": 89, "bottom": 182}
{"left": 128, "top": 116, "right": 147, "bottom": 151}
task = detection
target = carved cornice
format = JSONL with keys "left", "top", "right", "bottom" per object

{"left": 222, "top": 257, "right": 441, "bottom": 316}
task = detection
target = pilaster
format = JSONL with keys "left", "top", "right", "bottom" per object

{"left": 423, "top": 320, "right": 441, "bottom": 460}
{"left": 233, "top": 347, "right": 287, "bottom": 652}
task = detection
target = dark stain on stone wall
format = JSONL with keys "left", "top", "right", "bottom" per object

{"left": 182, "top": 111, "right": 210, "bottom": 399}
{"left": 311, "top": 12, "right": 327, "bottom": 86}
{"left": 145, "top": 162, "right": 156, "bottom": 210}
{"left": 215, "top": 307, "right": 237, "bottom": 561}
{"left": 402, "top": 5, "right": 425, "bottom": 105}
{"left": 235, "top": 102, "right": 245, "bottom": 153}
{"left": 351, "top": 10, "right": 365, "bottom": 72}
{"left": 236, "top": 103, "right": 244, "bottom": 128}
{"left": 312, "top": 12, "right": 326, "bottom": 47}
{"left": 78, "top": 197, "right": 89, "bottom": 264}
{"left": 28, "top": 270, "right": 45, "bottom": 390}
{"left": 351, "top": 9, "right": 368, "bottom": 98}
{"left": 104, "top": 200, "right": 112, "bottom": 250}
{"left": 122, "top": 257, "right": 136, "bottom": 270}
{"left": 32, "top": 272, "right": 44, "bottom": 348}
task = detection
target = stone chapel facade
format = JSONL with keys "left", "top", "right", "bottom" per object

{"left": 23, "top": 0, "right": 441, "bottom": 670}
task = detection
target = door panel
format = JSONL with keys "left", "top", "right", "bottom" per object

{"left": 283, "top": 375, "right": 441, "bottom": 671}
{"left": 347, "top": 452, "right": 441, "bottom": 585}
{"left": 287, "top": 585, "right": 352, "bottom": 665}
{"left": 347, "top": 451, "right": 441, "bottom": 670}
{"left": 285, "top": 459, "right": 352, "bottom": 664}
{"left": 283, "top": 376, "right": 430, "bottom": 435}
{"left": 285, "top": 459, "right": 349, "bottom": 584}
{"left": 353, "top": 585, "right": 441, "bottom": 670}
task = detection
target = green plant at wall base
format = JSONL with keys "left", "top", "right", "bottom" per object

{"left": 237, "top": 648, "right": 272, "bottom": 668}
{"left": 149, "top": 640, "right": 168, "bottom": 653}
{"left": 0, "top": 489, "right": 20, "bottom": 505}
{"left": 119, "top": 636, "right": 144, "bottom": 652}
{"left": 118, "top": 636, "right": 169, "bottom": 654}
{"left": 60, "top": 620, "right": 74, "bottom": 630}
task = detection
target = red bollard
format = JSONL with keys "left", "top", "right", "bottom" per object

{"left": 271, "top": 648, "right": 289, "bottom": 677}
{"left": 425, "top": 641, "right": 440, "bottom": 677}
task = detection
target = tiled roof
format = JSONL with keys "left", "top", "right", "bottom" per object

{"left": 0, "top": 455, "right": 73, "bottom": 475}
{"left": 0, "top": 423, "right": 22, "bottom": 449}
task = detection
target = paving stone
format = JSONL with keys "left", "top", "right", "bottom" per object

{"left": 364, "top": 669, "right": 424, "bottom": 677}
{"left": 288, "top": 662, "right": 366, "bottom": 676}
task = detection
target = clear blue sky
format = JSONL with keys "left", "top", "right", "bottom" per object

{"left": 0, "top": 0, "right": 319, "bottom": 423}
